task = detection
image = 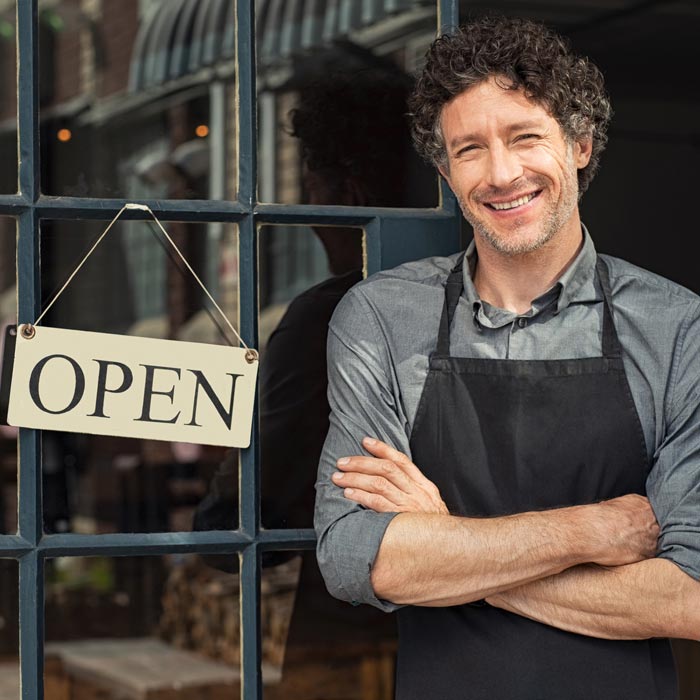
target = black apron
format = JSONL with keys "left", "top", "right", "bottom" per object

{"left": 396, "top": 256, "right": 677, "bottom": 700}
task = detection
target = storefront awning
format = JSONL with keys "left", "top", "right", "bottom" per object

{"left": 128, "top": 0, "right": 427, "bottom": 93}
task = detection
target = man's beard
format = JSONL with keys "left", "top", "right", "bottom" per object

{"left": 458, "top": 161, "right": 580, "bottom": 257}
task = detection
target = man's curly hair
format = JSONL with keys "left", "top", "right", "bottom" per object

{"left": 409, "top": 16, "right": 612, "bottom": 194}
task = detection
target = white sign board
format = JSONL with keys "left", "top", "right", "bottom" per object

{"left": 6, "top": 325, "right": 258, "bottom": 448}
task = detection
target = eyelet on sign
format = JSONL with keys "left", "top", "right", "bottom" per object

{"left": 245, "top": 349, "right": 259, "bottom": 364}
{"left": 20, "top": 324, "right": 36, "bottom": 339}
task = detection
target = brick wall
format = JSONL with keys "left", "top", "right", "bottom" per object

{"left": 49, "top": 0, "right": 82, "bottom": 104}
{"left": 98, "top": 0, "right": 138, "bottom": 98}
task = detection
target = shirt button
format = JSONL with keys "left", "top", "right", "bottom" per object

{"left": 518, "top": 317, "right": 528, "bottom": 328}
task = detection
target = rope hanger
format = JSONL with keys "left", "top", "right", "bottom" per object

{"left": 20, "top": 203, "right": 258, "bottom": 364}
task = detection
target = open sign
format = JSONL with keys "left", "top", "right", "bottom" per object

{"left": 2, "top": 325, "right": 258, "bottom": 447}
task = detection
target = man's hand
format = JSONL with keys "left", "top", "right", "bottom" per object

{"left": 586, "top": 494, "right": 659, "bottom": 566}
{"left": 331, "top": 439, "right": 658, "bottom": 567}
{"left": 332, "top": 437, "right": 449, "bottom": 515}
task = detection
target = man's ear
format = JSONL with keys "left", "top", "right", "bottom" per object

{"left": 574, "top": 136, "right": 593, "bottom": 169}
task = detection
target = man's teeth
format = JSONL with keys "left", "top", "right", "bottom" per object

{"left": 489, "top": 193, "right": 536, "bottom": 210}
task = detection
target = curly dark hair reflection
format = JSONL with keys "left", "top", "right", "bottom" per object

{"left": 409, "top": 15, "right": 612, "bottom": 194}
{"left": 288, "top": 49, "right": 416, "bottom": 207}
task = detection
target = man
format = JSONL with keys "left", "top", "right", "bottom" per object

{"left": 314, "top": 15, "right": 700, "bottom": 700}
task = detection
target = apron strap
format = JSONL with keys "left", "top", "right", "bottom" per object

{"left": 595, "top": 257, "right": 623, "bottom": 359}
{"left": 436, "top": 253, "right": 622, "bottom": 360}
{"left": 436, "top": 253, "right": 467, "bottom": 357}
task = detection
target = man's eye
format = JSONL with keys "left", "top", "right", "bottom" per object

{"left": 517, "top": 133, "right": 539, "bottom": 141}
{"left": 456, "top": 145, "right": 478, "bottom": 156}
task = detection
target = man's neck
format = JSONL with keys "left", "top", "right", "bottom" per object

{"left": 472, "top": 218, "right": 584, "bottom": 315}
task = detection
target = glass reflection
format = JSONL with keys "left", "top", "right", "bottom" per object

{"left": 193, "top": 217, "right": 397, "bottom": 698}
{"left": 41, "top": 0, "right": 236, "bottom": 200}
{"left": 259, "top": 224, "right": 362, "bottom": 531}
{"left": 257, "top": 232, "right": 397, "bottom": 699}
{"left": 39, "top": 220, "right": 238, "bottom": 535}
{"left": 0, "top": 2, "right": 16, "bottom": 193}
{"left": 0, "top": 217, "right": 15, "bottom": 534}
{"left": 256, "top": 0, "right": 438, "bottom": 207}
{"left": 44, "top": 555, "right": 246, "bottom": 697}
{"left": 0, "top": 560, "right": 18, "bottom": 700}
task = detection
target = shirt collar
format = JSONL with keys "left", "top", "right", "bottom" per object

{"left": 461, "top": 225, "right": 602, "bottom": 327}
{"left": 554, "top": 224, "right": 601, "bottom": 312}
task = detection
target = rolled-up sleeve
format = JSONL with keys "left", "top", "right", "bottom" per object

{"left": 314, "top": 286, "right": 410, "bottom": 612}
{"left": 648, "top": 300, "right": 700, "bottom": 581}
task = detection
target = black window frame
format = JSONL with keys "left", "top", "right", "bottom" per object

{"left": 0, "top": 1, "right": 462, "bottom": 698}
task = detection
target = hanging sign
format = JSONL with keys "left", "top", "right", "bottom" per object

{"left": 4, "top": 325, "right": 257, "bottom": 447}
{"left": 0, "top": 203, "right": 259, "bottom": 448}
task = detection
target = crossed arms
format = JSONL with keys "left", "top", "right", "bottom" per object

{"left": 328, "top": 437, "right": 700, "bottom": 641}
{"left": 314, "top": 288, "right": 700, "bottom": 643}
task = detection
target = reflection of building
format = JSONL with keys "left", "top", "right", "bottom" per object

{"left": 0, "top": 0, "right": 439, "bottom": 323}
{"left": 0, "top": 2, "right": 441, "bottom": 699}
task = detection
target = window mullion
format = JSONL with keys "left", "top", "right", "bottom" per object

{"left": 19, "top": 551, "right": 44, "bottom": 700}
{"left": 236, "top": 1, "right": 262, "bottom": 698}
{"left": 16, "top": 0, "right": 40, "bottom": 202}
{"left": 239, "top": 545, "right": 262, "bottom": 700}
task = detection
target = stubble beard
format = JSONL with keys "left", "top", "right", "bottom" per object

{"left": 458, "top": 156, "right": 581, "bottom": 257}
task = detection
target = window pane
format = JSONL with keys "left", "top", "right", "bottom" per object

{"left": 262, "top": 552, "right": 397, "bottom": 700}
{"left": 0, "top": 560, "right": 18, "bottom": 699}
{"left": 0, "top": 217, "right": 16, "bottom": 534}
{"left": 40, "top": 0, "right": 238, "bottom": 200}
{"left": 195, "top": 224, "right": 375, "bottom": 698}
{"left": 39, "top": 220, "right": 240, "bottom": 534}
{"left": 45, "top": 555, "right": 246, "bottom": 696}
{"left": 259, "top": 225, "right": 362, "bottom": 530}
{"left": 256, "top": 0, "right": 439, "bottom": 208}
{"left": 0, "top": 2, "right": 16, "bottom": 193}
{"left": 192, "top": 224, "right": 363, "bottom": 534}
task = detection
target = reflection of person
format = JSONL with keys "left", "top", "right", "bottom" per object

{"left": 315, "top": 15, "right": 700, "bottom": 700}
{"left": 195, "top": 50, "right": 433, "bottom": 694}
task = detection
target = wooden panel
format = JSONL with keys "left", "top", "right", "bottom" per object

{"left": 45, "top": 638, "right": 239, "bottom": 700}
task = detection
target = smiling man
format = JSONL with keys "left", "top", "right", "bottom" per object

{"left": 314, "top": 15, "right": 700, "bottom": 700}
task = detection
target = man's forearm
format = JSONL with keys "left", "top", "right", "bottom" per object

{"left": 371, "top": 505, "right": 628, "bottom": 606}
{"left": 335, "top": 439, "right": 657, "bottom": 608}
{"left": 486, "top": 558, "right": 700, "bottom": 640}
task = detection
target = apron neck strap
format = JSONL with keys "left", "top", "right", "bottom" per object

{"left": 436, "top": 253, "right": 467, "bottom": 356}
{"left": 595, "top": 257, "right": 622, "bottom": 359}
{"left": 436, "top": 253, "right": 622, "bottom": 359}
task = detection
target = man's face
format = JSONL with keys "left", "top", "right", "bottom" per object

{"left": 439, "top": 76, "right": 592, "bottom": 256}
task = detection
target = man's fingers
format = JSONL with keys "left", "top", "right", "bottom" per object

{"left": 332, "top": 470, "right": 406, "bottom": 504}
{"left": 342, "top": 487, "right": 402, "bottom": 513}
{"left": 361, "top": 437, "right": 436, "bottom": 487}
{"left": 336, "top": 455, "right": 414, "bottom": 492}
{"left": 362, "top": 437, "right": 411, "bottom": 465}
{"left": 334, "top": 440, "right": 449, "bottom": 516}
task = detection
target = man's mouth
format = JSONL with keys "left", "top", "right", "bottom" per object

{"left": 485, "top": 191, "right": 541, "bottom": 211}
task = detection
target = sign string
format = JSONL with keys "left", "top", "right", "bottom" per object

{"left": 25, "top": 203, "right": 258, "bottom": 362}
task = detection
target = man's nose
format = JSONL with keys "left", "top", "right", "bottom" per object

{"left": 485, "top": 144, "right": 523, "bottom": 189}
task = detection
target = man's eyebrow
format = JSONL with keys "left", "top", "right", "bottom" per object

{"left": 448, "top": 121, "right": 547, "bottom": 150}
{"left": 448, "top": 134, "right": 479, "bottom": 150}
{"left": 507, "top": 120, "right": 546, "bottom": 133}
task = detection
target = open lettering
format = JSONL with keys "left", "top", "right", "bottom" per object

{"left": 28, "top": 354, "right": 244, "bottom": 429}
{"left": 8, "top": 327, "right": 257, "bottom": 447}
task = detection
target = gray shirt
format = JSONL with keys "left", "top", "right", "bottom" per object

{"left": 314, "top": 229, "right": 700, "bottom": 612}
